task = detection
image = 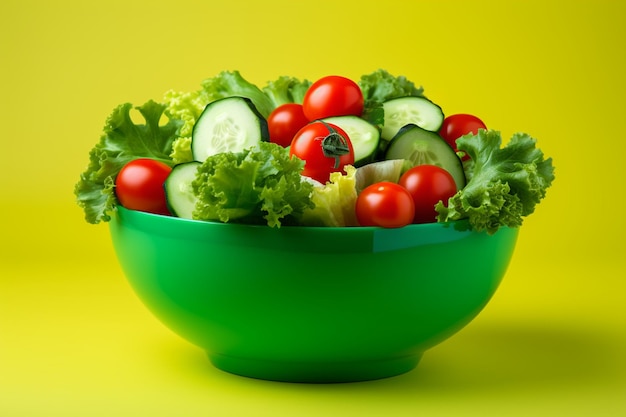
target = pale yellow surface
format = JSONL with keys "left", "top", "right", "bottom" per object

{"left": 1, "top": 1, "right": 625, "bottom": 416}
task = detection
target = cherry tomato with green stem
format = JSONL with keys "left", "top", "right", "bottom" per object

{"left": 267, "top": 103, "right": 310, "bottom": 147}
{"left": 289, "top": 121, "right": 354, "bottom": 184}
{"left": 115, "top": 158, "right": 172, "bottom": 215}
{"left": 302, "top": 75, "right": 364, "bottom": 120}
{"left": 398, "top": 164, "right": 457, "bottom": 224}
{"left": 439, "top": 114, "right": 487, "bottom": 161}
{"left": 355, "top": 182, "right": 415, "bottom": 228}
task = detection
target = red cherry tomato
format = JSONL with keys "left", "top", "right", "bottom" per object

{"left": 398, "top": 165, "right": 457, "bottom": 224}
{"left": 302, "top": 75, "right": 364, "bottom": 120}
{"left": 355, "top": 182, "right": 415, "bottom": 228}
{"left": 289, "top": 121, "right": 355, "bottom": 184}
{"left": 267, "top": 103, "right": 310, "bottom": 147}
{"left": 115, "top": 158, "right": 172, "bottom": 215}
{"left": 439, "top": 114, "right": 487, "bottom": 161}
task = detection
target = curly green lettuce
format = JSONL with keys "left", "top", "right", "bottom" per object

{"left": 436, "top": 130, "right": 555, "bottom": 234}
{"left": 262, "top": 76, "right": 312, "bottom": 107}
{"left": 74, "top": 101, "right": 181, "bottom": 224}
{"left": 161, "top": 89, "right": 206, "bottom": 164}
{"left": 169, "top": 137, "right": 194, "bottom": 164}
{"left": 192, "top": 142, "right": 314, "bottom": 227}
{"left": 162, "top": 89, "right": 209, "bottom": 138}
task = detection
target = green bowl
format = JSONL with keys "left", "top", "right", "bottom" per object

{"left": 109, "top": 206, "right": 518, "bottom": 383}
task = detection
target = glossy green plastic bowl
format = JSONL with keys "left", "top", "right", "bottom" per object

{"left": 109, "top": 206, "right": 518, "bottom": 383}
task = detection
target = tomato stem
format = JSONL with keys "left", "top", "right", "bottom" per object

{"left": 319, "top": 121, "right": 350, "bottom": 169}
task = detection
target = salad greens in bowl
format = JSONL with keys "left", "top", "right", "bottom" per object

{"left": 76, "top": 70, "right": 554, "bottom": 382}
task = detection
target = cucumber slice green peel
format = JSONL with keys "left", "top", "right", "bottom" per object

{"left": 164, "top": 161, "right": 201, "bottom": 220}
{"left": 381, "top": 96, "right": 444, "bottom": 140}
{"left": 385, "top": 124, "right": 466, "bottom": 190}
{"left": 191, "top": 96, "right": 268, "bottom": 163}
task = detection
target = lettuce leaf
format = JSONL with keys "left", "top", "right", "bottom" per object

{"left": 74, "top": 101, "right": 181, "bottom": 224}
{"left": 300, "top": 166, "right": 359, "bottom": 227}
{"left": 436, "top": 130, "right": 555, "bottom": 234}
{"left": 192, "top": 142, "right": 314, "bottom": 227}
{"left": 200, "top": 70, "right": 275, "bottom": 118}
{"left": 161, "top": 89, "right": 208, "bottom": 164}
{"left": 163, "top": 89, "right": 209, "bottom": 138}
{"left": 262, "top": 76, "right": 312, "bottom": 107}
{"left": 169, "top": 137, "right": 194, "bottom": 164}
{"left": 359, "top": 69, "right": 424, "bottom": 103}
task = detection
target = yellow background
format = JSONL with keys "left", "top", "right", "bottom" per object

{"left": 1, "top": 0, "right": 625, "bottom": 415}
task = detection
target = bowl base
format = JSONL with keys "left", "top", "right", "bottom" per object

{"left": 207, "top": 353, "right": 423, "bottom": 383}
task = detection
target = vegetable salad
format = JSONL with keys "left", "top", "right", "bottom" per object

{"left": 75, "top": 70, "right": 555, "bottom": 233}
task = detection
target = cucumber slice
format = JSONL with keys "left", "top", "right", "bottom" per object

{"left": 192, "top": 96, "right": 269, "bottom": 162}
{"left": 385, "top": 124, "right": 466, "bottom": 190}
{"left": 321, "top": 116, "right": 380, "bottom": 166}
{"left": 164, "top": 161, "right": 201, "bottom": 219}
{"left": 381, "top": 96, "right": 444, "bottom": 140}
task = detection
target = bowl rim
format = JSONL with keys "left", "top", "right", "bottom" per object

{"left": 111, "top": 206, "right": 518, "bottom": 254}
{"left": 113, "top": 205, "right": 473, "bottom": 232}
